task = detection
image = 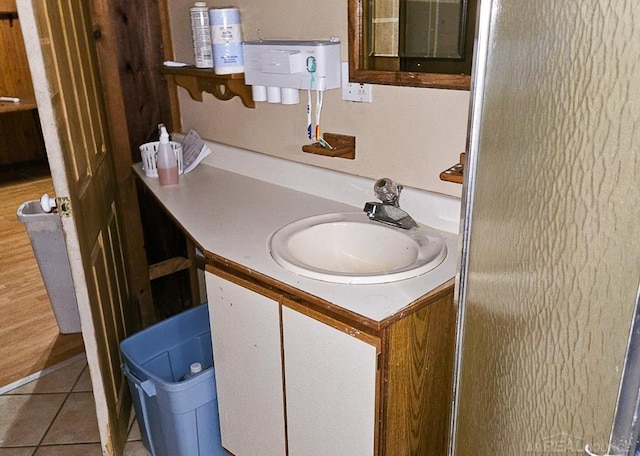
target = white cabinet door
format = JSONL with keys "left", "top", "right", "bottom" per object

{"left": 206, "top": 273, "right": 286, "bottom": 456}
{"left": 282, "top": 306, "right": 378, "bottom": 456}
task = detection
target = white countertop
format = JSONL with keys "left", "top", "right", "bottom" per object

{"left": 135, "top": 141, "right": 460, "bottom": 323}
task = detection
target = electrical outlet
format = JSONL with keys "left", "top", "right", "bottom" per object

{"left": 341, "top": 62, "right": 372, "bottom": 103}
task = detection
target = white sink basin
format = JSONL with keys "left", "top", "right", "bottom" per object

{"left": 269, "top": 212, "right": 447, "bottom": 284}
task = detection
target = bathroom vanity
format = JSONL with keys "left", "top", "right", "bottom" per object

{"left": 134, "top": 141, "right": 460, "bottom": 456}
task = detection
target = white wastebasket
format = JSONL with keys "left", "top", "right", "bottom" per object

{"left": 16, "top": 201, "right": 81, "bottom": 334}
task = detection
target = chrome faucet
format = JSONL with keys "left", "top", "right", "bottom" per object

{"left": 363, "top": 178, "right": 418, "bottom": 230}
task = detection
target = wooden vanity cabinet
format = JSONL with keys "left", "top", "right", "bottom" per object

{"left": 205, "top": 266, "right": 455, "bottom": 456}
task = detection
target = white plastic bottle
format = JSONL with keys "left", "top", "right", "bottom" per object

{"left": 182, "top": 362, "right": 203, "bottom": 381}
{"left": 209, "top": 7, "right": 244, "bottom": 75}
{"left": 190, "top": 2, "right": 213, "bottom": 68}
{"left": 156, "top": 126, "right": 179, "bottom": 186}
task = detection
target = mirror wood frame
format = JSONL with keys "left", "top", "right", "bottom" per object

{"left": 348, "top": 0, "right": 472, "bottom": 90}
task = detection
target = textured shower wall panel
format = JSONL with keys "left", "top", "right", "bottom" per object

{"left": 456, "top": 1, "right": 640, "bottom": 454}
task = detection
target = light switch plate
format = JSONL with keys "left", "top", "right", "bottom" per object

{"left": 341, "top": 62, "right": 372, "bottom": 103}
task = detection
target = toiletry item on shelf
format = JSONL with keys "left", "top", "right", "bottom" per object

{"left": 190, "top": 2, "right": 214, "bottom": 68}
{"left": 139, "top": 140, "right": 183, "bottom": 178}
{"left": 209, "top": 7, "right": 244, "bottom": 75}
{"left": 156, "top": 125, "right": 179, "bottom": 186}
{"left": 182, "top": 362, "right": 204, "bottom": 381}
{"left": 163, "top": 61, "right": 189, "bottom": 67}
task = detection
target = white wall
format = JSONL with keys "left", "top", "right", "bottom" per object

{"left": 167, "top": 0, "right": 469, "bottom": 197}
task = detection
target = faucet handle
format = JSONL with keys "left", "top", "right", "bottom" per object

{"left": 374, "top": 178, "right": 402, "bottom": 206}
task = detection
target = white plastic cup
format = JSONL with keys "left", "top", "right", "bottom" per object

{"left": 252, "top": 85, "right": 267, "bottom": 102}
{"left": 266, "top": 86, "right": 282, "bottom": 103}
{"left": 281, "top": 88, "right": 300, "bottom": 105}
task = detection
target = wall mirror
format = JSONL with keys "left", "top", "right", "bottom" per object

{"left": 348, "top": 0, "right": 477, "bottom": 90}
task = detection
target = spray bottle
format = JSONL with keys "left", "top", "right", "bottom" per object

{"left": 156, "top": 125, "right": 179, "bottom": 186}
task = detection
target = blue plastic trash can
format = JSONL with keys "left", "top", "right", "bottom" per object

{"left": 120, "top": 304, "right": 225, "bottom": 456}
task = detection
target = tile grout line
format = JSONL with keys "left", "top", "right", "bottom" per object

{"left": 34, "top": 381, "right": 72, "bottom": 450}
{"left": 35, "top": 361, "right": 90, "bottom": 450}
{"left": 69, "top": 363, "right": 89, "bottom": 392}
{"left": 0, "top": 353, "right": 87, "bottom": 396}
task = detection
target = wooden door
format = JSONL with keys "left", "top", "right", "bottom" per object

{"left": 17, "top": 0, "right": 132, "bottom": 453}
{"left": 205, "top": 272, "right": 287, "bottom": 456}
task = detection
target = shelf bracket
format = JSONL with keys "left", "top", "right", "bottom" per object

{"left": 302, "top": 133, "right": 356, "bottom": 160}
{"left": 439, "top": 153, "right": 465, "bottom": 184}
{"left": 161, "top": 66, "right": 255, "bottom": 108}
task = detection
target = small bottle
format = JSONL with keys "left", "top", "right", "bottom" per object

{"left": 190, "top": 2, "right": 213, "bottom": 68}
{"left": 156, "top": 126, "right": 179, "bottom": 186}
{"left": 182, "top": 362, "right": 203, "bottom": 381}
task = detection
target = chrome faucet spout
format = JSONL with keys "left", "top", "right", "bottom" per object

{"left": 363, "top": 202, "right": 418, "bottom": 229}
{"left": 363, "top": 178, "right": 419, "bottom": 230}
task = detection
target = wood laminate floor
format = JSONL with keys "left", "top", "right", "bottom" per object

{"left": 0, "top": 161, "right": 84, "bottom": 389}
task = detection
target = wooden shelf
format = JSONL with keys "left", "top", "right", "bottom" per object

{"left": 302, "top": 133, "right": 356, "bottom": 160}
{"left": 0, "top": 0, "right": 17, "bottom": 14}
{"left": 161, "top": 66, "right": 255, "bottom": 108}
{"left": 439, "top": 153, "right": 465, "bottom": 184}
{"left": 0, "top": 97, "right": 37, "bottom": 114}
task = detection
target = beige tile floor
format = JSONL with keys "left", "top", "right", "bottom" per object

{"left": 0, "top": 355, "right": 149, "bottom": 456}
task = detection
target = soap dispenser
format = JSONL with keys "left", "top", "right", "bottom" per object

{"left": 156, "top": 125, "right": 179, "bottom": 186}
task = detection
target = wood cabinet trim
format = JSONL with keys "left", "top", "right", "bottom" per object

{"left": 378, "top": 277, "right": 456, "bottom": 327}
{"left": 205, "top": 255, "right": 383, "bottom": 337}
{"left": 281, "top": 296, "right": 382, "bottom": 350}
{"left": 381, "top": 288, "right": 456, "bottom": 455}
{"left": 204, "top": 249, "right": 454, "bottom": 337}
{"left": 205, "top": 262, "right": 284, "bottom": 303}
